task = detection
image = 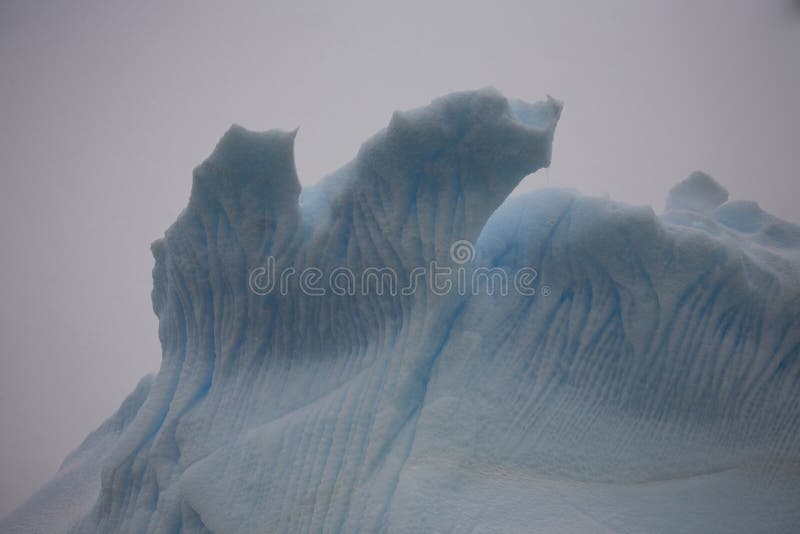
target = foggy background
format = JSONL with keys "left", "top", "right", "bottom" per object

{"left": 1, "top": 0, "right": 798, "bottom": 517}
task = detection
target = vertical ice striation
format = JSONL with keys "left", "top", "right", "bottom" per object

{"left": 4, "top": 88, "right": 800, "bottom": 533}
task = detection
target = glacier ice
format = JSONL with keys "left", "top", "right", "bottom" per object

{"left": 3, "top": 88, "right": 800, "bottom": 533}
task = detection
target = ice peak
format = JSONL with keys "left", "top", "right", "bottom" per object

{"left": 190, "top": 125, "right": 301, "bottom": 214}
{"left": 666, "top": 170, "right": 729, "bottom": 213}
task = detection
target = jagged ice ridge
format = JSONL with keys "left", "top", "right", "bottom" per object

{"left": 4, "top": 88, "right": 800, "bottom": 533}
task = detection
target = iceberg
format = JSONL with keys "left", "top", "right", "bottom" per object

{"left": 4, "top": 88, "right": 800, "bottom": 533}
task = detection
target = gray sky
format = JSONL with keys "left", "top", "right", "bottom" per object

{"left": 1, "top": 0, "right": 798, "bottom": 517}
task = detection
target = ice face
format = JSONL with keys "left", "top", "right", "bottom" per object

{"left": 4, "top": 88, "right": 800, "bottom": 533}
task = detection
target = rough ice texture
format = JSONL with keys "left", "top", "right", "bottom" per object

{"left": 4, "top": 88, "right": 800, "bottom": 533}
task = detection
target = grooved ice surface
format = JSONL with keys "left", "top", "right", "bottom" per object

{"left": 4, "top": 88, "right": 800, "bottom": 533}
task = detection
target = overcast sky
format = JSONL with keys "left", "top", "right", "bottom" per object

{"left": 1, "top": 0, "right": 798, "bottom": 517}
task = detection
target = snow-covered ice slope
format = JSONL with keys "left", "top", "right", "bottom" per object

{"left": 4, "top": 88, "right": 800, "bottom": 533}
